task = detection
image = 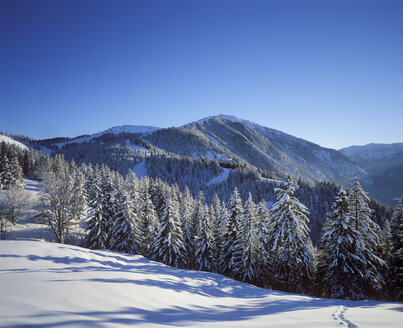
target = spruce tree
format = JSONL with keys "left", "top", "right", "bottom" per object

{"left": 85, "top": 183, "right": 109, "bottom": 249}
{"left": 255, "top": 200, "right": 271, "bottom": 286}
{"left": 195, "top": 204, "right": 215, "bottom": 272}
{"left": 152, "top": 187, "right": 186, "bottom": 268}
{"left": 220, "top": 187, "right": 244, "bottom": 279}
{"left": 71, "top": 170, "right": 87, "bottom": 222}
{"left": 0, "top": 155, "right": 23, "bottom": 189}
{"left": 110, "top": 190, "right": 140, "bottom": 253}
{"left": 390, "top": 196, "right": 403, "bottom": 300}
{"left": 138, "top": 183, "right": 159, "bottom": 257}
{"left": 267, "top": 179, "right": 314, "bottom": 293}
{"left": 317, "top": 188, "right": 366, "bottom": 299}
{"left": 213, "top": 200, "right": 228, "bottom": 272}
{"left": 380, "top": 219, "right": 393, "bottom": 298}
{"left": 98, "top": 169, "right": 118, "bottom": 249}
{"left": 9, "top": 156, "right": 25, "bottom": 189}
{"left": 241, "top": 193, "right": 258, "bottom": 283}
{"left": 180, "top": 186, "right": 195, "bottom": 267}
{"left": 0, "top": 155, "right": 10, "bottom": 189}
{"left": 126, "top": 170, "right": 141, "bottom": 218}
{"left": 349, "top": 177, "right": 385, "bottom": 298}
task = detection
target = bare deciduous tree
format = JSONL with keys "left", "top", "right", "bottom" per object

{"left": 40, "top": 171, "right": 86, "bottom": 244}
{"left": 0, "top": 187, "right": 34, "bottom": 225}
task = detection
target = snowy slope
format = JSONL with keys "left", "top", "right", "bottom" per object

{"left": 0, "top": 240, "right": 401, "bottom": 328}
{"left": 206, "top": 168, "right": 230, "bottom": 186}
{"left": 340, "top": 142, "right": 403, "bottom": 162}
{"left": 0, "top": 134, "right": 28, "bottom": 150}
{"left": 340, "top": 143, "right": 403, "bottom": 205}
{"left": 188, "top": 115, "right": 368, "bottom": 185}
{"left": 132, "top": 160, "right": 148, "bottom": 178}
{"left": 55, "top": 125, "right": 162, "bottom": 148}
{"left": 102, "top": 125, "right": 161, "bottom": 135}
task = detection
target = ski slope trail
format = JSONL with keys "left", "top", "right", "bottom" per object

{"left": 0, "top": 241, "right": 401, "bottom": 327}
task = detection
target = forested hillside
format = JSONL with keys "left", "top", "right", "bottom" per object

{"left": 1, "top": 136, "right": 401, "bottom": 302}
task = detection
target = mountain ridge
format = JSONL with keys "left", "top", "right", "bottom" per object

{"left": 28, "top": 114, "right": 402, "bottom": 206}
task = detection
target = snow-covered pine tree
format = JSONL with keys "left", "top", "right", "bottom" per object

{"left": 186, "top": 190, "right": 205, "bottom": 269}
{"left": 349, "top": 177, "right": 385, "bottom": 298}
{"left": 241, "top": 193, "right": 258, "bottom": 283}
{"left": 317, "top": 188, "right": 366, "bottom": 299}
{"left": 9, "top": 156, "right": 25, "bottom": 189}
{"left": 110, "top": 190, "right": 140, "bottom": 253}
{"left": 267, "top": 179, "right": 314, "bottom": 293}
{"left": 138, "top": 180, "right": 159, "bottom": 257}
{"left": 125, "top": 170, "right": 141, "bottom": 212}
{"left": 0, "top": 155, "right": 24, "bottom": 190}
{"left": 195, "top": 204, "right": 215, "bottom": 272}
{"left": 149, "top": 178, "right": 165, "bottom": 219}
{"left": 390, "top": 196, "right": 403, "bottom": 300}
{"left": 85, "top": 169, "right": 117, "bottom": 249}
{"left": 212, "top": 199, "right": 227, "bottom": 272}
{"left": 180, "top": 186, "right": 195, "bottom": 267}
{"left": 98, "top": 168, "right": 118, "bottom": 249}
{"left": 0, "top": 155, "right": 12, "bottom": 189}
{"left": 380, "top": 219, "right": 392, "bottom": 262}
{"left": 209, "top": 193, "right": 221, "bottom": 227}
{"left": 220, "top": 187, "right": 244, "bottom": 280}
{"left": 379, "top": 218, "right": 394, "bottom": 298}
{"left": 85, "top": 181, "right": 109, "bottom": 249}
{"left": 255, "top": 200, "right": 271, "bottom": 286}
{"left": 82, "top": 163, "right": 98, "bottom": 204}
{"left": 71, "top": 170, "right": 87, "bottom": 222}
{"left": 125, "top": 170, "right": 139, "bottom": 196}
{"left": 152, "top": 186, "right": 186, "bottom": 268}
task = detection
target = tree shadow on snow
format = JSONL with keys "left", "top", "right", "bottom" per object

{"left": 6, "top": 298, "right": 343, "bottom": 328}
{"left": 3, "top": 242, "right": 402, "bottom": 328}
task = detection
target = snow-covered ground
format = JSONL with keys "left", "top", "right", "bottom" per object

{"left": 132, "top": 161, "right": 147, "bottom": 179}
{"left": 206, "top": 168, "right": 230, "bottom": 186}
{"left": 0, "top": 240, "right": 401, "bottom": 328}
{"left": 191, "top": 151, "right": 230, "bottom": 161}
{"left": 126, "top": 140, "right": 150, "bottom": 155}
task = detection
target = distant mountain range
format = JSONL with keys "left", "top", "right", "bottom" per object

{"left": 6, "top": 114, "right": 400, "bottom": 206}
{"left": 340, "top": 143, "right": 403, "bottom": 206}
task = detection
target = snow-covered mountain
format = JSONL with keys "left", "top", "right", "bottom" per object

{"left": 101, "top": 125, "right": 162, "bottom": 135}
{"left": 1, "top": 240, "right": 401, "bottom": 327}
{"left": 32, "top": 115, "right": 402, "bottom": 205}
{"left": 54, "top": 125, "right": 162, "bottom": 148}
{"left": 340, "top": 143, "right": 403, "bottom": 205}
{"left": 340, "top": 143, "right": 403, "bottom": 167}
{"left": 180, "top": 115, "right": 368, "bottom": 185}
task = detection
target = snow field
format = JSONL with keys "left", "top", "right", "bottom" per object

{"left": 0, "top": 240, "right": 402, "bottom": 328}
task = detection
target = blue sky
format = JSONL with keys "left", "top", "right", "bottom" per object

{"left": 1, "top": 0, "right": 402, "bottom": 149}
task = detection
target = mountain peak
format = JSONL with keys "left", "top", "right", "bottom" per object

{"left": 196, "top": 114, "right": 259, "bottom": 129}
{"left": 101, "top": 125, "right": 161, "bottom": 135}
